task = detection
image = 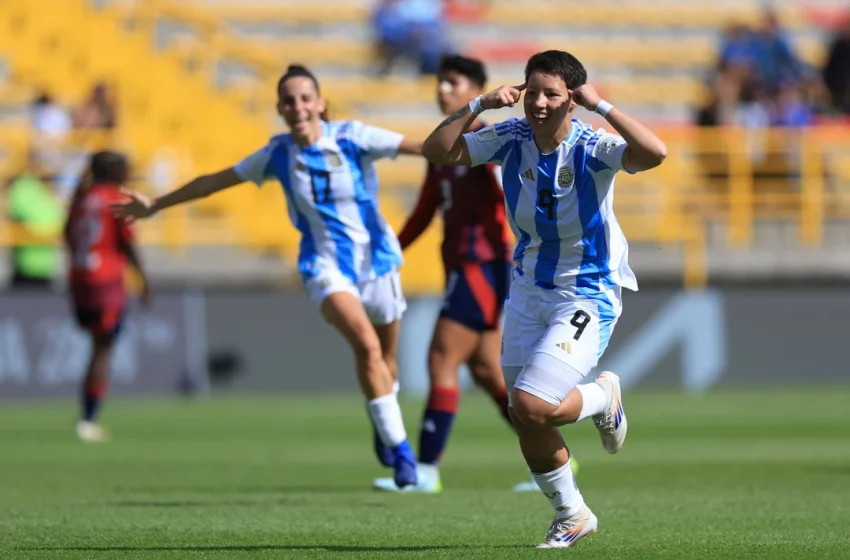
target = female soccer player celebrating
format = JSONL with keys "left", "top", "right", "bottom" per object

{"left": 421, "top": 50, "right": 667, "bottom": 547}
{"left": 111, "top": 65, "right": 422, "bottom": 488}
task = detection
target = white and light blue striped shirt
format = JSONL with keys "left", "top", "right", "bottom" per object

{"left": 234, "top": 120, "right": 404, "bottom": 284}
{"left": 463, "top": 117, "right": 638, "bottom": 296}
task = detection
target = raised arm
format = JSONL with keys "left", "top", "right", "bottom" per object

{"left": 397, "top": 169, "right": 441, "bottom": 250}
{"left": 422, "top": 84, "right": 525, "bottom": 166}
{"left": 111, "top": 168, "right": 243, "bottom": 222}
{"left": 571, "top": 84, "right": 667, "bottom": 173}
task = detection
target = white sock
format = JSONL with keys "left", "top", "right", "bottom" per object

{"left": 576, "top": 382, "right": 608, "bottom": 422}
{"left": 416, "top": 462, "right": 440, "bottom": 482}
{"left": 367, "top": 393, "right": 407, "bottom": 447}
{"left": 532, "top": 460, "right": 585, "bottom": 518}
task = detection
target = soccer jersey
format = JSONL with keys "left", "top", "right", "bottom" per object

{"left": 235, "top": 120, "right": 404, "bottom": 284}
{"left": 463, "top": 117, "right": 638, "bottom": 295}
{"left": 64, "top": 183, "right": 133, "bottom": 308}
{"left": 397, "top": 158, "right": 511, "bottom": 275}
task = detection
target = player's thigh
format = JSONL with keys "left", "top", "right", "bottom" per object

{"left": 359, "top": 269, "right": 407, "bottom": 327}
{"left": 500, "top": 287, "right": 547, "bottom": 390}
{"left": 320, "top": 291, "right": 382, "bottom": 359}
{"left": 428, "top": 317, "right": 481, "bottom": 387}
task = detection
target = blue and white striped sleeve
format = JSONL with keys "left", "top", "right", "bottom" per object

{"left": 350, "top": 121, "right": 404, "bottom": 162}
{"left": 233, "top": 143, "right": 275, "bottom": 187}
{"left": 591, "top": 132, "right": 631, "bottom": 175}
{"left": 462, "top": 119, "right": 517, "bottom": 166}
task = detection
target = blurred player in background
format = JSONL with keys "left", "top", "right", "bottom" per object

{"left": 111, "top": 65, "right": 423, "bottom": 488}
{"left": 373, "top": 55, "right": 537, "bottom": 493}
{"left": 64, "top": 151, "right": 150, "bottom": 443}
{"left": 422, "top": 50, "right": 667, "bottom": 547}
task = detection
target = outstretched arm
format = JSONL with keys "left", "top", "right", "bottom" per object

{"left": 111, "top": 168, "right": 243, "bottom": 222}
{"left": 572, "top": 84, "right": 667, "bottom": 173}
{"left": 422, "top": 84, "right": 525, "bottom": 166}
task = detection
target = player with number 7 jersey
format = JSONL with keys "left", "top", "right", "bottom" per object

{"left": 110, "top": 65, "right": 424, "bottom": 490}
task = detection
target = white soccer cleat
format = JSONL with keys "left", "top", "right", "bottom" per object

{"left": 512, "top": 474, "right": 539, "bottom": 492}
{"left": 593, "top": 372, "right": 627, "bottom": 454}
{"left": 536, "top": 506, "right": 598, "bottom": 549}
{"left": 75, "top": 421, "right": 110, "bottom": 443}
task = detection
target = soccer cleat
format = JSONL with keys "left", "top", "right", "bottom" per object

{"left": 536, "top": 506, "right": 598, "bottom": 549}
{"left": 373, "top": 425, "right": 394, "bottom": 467}
{"left": 373, "top": 463, "right": 442, "bottom": 493}
{"left": 392, "top": 441, "right": 418, "bottom": 488}
{"left": 75, "top": 420, "right": 110, "bottom": 443}
{"left": 593, "top": 372, "right": 628, "bottom": 454}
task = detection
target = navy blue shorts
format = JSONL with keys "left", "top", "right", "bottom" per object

{"left": 439, "top": 260, "right": 511, "bottom": 332}
{"left": 74, "top": 305, "right": 126, "bottom": 342}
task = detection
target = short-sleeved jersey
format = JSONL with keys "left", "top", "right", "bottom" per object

{"left": 397, "top": 159, "right": 511, "bottom": 275}
{"left": 463, "top": 117, "right": 637, "bottom": 294}
{"left": 64, "top": 183, "right": 133, "bottom": 305}
{"left": 234, "top": 120, "right": 404, "bottom": 284}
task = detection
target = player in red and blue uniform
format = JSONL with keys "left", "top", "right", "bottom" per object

{"left": 373, "top": 55, "right": 525, "bottom": 492}
{"left": 64, "top": 151, "right": 150, "bottom": 442}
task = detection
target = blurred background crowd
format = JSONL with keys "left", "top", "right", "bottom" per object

{"left": 3, "top": 0, "right": 850, "bottom": 292}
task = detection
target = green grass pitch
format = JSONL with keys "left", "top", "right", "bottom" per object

{"left": 1, "top": 387, "right": 849, "bottom": 559}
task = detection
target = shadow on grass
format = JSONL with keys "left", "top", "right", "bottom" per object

{"left": 23, "top": 544, "right": 523, "bottom": 553}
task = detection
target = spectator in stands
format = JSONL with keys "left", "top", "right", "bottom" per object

{"left": 73, "top": 82, "right": 117, "bottom": 130}
{"left": 371, "top": 0, "right": 450, "bottom": 76}
{"left": 718, "top": 23, "right": 756, "bottom": 71}
{"left": 750, "top": 9, "right": 804, "bottom": 94}
{"left": 823, "top": 17, "right": 850, "bottom": 115}
{"left": 773, "top": 81, "right": 814, "bottom": 127}
{"left": 30, "top": 92, "right": 72, "bottom": 139}
{"left": 5, "top": 152, "right": 64, "bottom": 290}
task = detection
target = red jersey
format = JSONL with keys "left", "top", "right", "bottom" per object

{"left": 397, "top": 158, "right": 512, "bottom": 275}
{"left": 64, "top": 183, "right": 133, "bottom": 307}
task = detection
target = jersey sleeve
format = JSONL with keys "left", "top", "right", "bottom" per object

{"left": 592, "top": 132, "right": 632, "bottom": 175}
{"left": 233, "top": 143, "right": 275, "bottom": 187}
{"left": 350, "top": 121, "right": 403, "bottom": 162}
{"left": 462, "top": 119, "right": 515, "bottom": 167}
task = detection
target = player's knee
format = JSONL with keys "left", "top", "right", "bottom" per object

{"left": 427, "top": 347, "right": 461, "bottom": 387}
{"left": 510, "top": 389, "right": 557, "bottom": 429}
{"left": 351, "top": 333, "right": 383, "bottom": 365}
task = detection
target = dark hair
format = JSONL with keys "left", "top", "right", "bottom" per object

{"left": 276, "top": 64, "right": 328, "bottom": 121}
{"left": 524, "top": 50, "right": 587, "bottom": 90}
{"left": 438, "top": 54, "right": 487, "bottom": 89}
{"left": 89, "top": 150, "right": 128, "bottom": 184}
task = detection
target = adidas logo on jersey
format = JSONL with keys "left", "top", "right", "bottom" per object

{"left": 556, "top": 342, "right": 573, "bottom": 354}
{"left": 521, "top": 168, "right": 535, "bottom": 181}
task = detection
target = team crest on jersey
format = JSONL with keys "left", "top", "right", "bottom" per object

{"left": 557, "top": 166, "right": 574, "bottom": 188}
{"left": 322, "top": 151, "right": 343, "bottom": 169}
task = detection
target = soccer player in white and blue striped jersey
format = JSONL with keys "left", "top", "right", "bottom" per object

{"left": 422, "top": 50, "right": 667, "bottom": 547}
{"left": 112, "top": 65, "right": 422, "bottom": 488}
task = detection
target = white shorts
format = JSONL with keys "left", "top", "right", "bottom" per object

{"left": 501, "top": 272, "right": 622, "bottom": 403}
{"left": 304, "top": 268, "right": 407, "bottom": 326}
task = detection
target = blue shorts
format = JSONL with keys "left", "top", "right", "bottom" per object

{"left": 439, "top": 260, "right": 511, "bottom": 332}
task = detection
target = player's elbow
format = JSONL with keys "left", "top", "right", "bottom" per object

{"left": 652, "top": 141, "right": 668, "bottom": 166}
{"left": 423, "top": 140, "right": 464, "bottom": 166}
{"left": 422, "top": 137, "right": 450, "bottom": 164}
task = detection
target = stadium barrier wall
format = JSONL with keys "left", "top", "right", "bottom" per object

{"left": 1, "top": 287, "right": 847, "bottom": 400}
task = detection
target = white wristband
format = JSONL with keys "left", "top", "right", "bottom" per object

{"left": 468, "top": 96, "right": 484, "bottom": 116}
{"left": 595, "top": 100, "right": 614, "bottom": 117}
